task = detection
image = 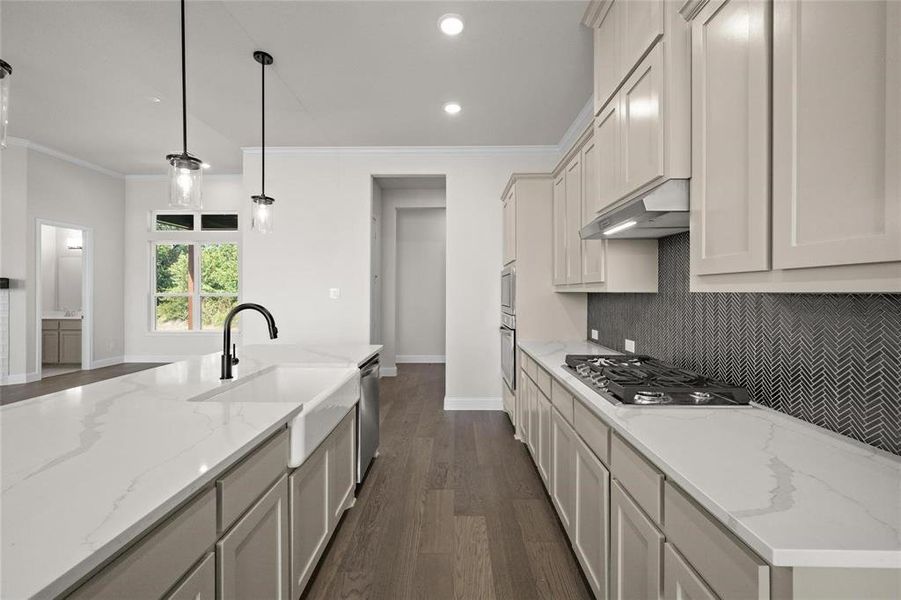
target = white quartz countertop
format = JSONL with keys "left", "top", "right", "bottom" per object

{"left": 0, "top": 343, "right": 381, "bottom": 599}
{"left": 518, "top": 340, "right": 901, "bottom": 570}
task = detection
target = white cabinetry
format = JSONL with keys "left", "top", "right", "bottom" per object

{"left": 552, "top": 174, "right": 569, "bottom": 286}
{"left": 550, "top": 408, "right": 578, "bottom": 535}
{"left": 610, "top": 480, "right": 663, "bottom": 600}
{"left": 574, "top": 436, "right": 610, "bottom": 599}
{"left": 502, "top": 189, "right": 516, "bottom": 266}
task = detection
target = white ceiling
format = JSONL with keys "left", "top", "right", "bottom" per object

{"left": 1, "top": 1, "right": 592, "bottom": 175}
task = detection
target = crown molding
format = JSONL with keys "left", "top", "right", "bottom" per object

{"left": 557, "top": 96, "right": 594, "bottom": 155}
{"left": 241, "top": 145, "right": 559, "bottom": 157}
{"left": 6, "top": 137, "right": 124, "bottom": 179}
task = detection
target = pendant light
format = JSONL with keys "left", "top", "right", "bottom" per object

{"left": 165, "top": 0, "right": 203, "bottom": 208}
{"left": 0, "top": 59, "right": 12, "bottom": 148}
{"left": 251, "top": 51, "right": 275, "bottom": 233}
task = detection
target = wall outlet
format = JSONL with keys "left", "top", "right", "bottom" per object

{"left": 329, "top": 288, "right": 340, "bottom": 300}
{"left": 625, "top": 339, "right": 636, "bottom": 353}
{"left": 590, "top": 329, "right": 599, "bottom": 341}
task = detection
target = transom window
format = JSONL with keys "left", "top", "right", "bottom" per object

{"left": 150, "top": 211, "right": 240, "bottom": 332}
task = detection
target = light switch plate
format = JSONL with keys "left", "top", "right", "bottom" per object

{"left": 625, "top": 339, "right": 636, "bottom": 353}
{"left": 329, "top": 288, "right": 340, "bottom": 299}
{"left": 590, "top": 329, "right": 599, "bottom": 341}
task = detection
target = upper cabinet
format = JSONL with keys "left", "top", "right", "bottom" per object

{"left": 565, "top": 152, "right": 585, "bottom": 284}
{"left": 552, "top": 174, "right": 569, "bottom": 286}
{"left": 685, "top": 0, "right": 901, "bottom": 292}
{"left": 502, "top": 188, "right": 516, "bottom": 266}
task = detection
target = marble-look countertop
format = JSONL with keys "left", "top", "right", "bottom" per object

{"left": 518, "top": 340, "right": 901, "bottom": 570}
{"left": 0, "top": 343, "right": 381, "bottom": 599}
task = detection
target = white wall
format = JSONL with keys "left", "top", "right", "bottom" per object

{"left": 40, "top": 226, "right": 58, "bottom": 313}
{"left": 242, "top": 148, "right": 558, "bottom": 405}
{"left": 0, "top": 143, "right": 126, "bottom": 381}
{"left": 123, "top": 175, "right": 244, "bottom": 361}
{"left": 396, "top": 207, "right": 446, "bottom": 362}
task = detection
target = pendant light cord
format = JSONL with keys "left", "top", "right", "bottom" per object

{"left": 261, "top": 57, "right": 266, "bottom": 197}
{"left": 180, "top": 0, "right": 188, "bottom": 155}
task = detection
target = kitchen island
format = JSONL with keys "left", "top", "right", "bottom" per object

{"left": 0, "top": 343, "right": 380, "bottom": 599}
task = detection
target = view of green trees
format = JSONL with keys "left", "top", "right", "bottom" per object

{"left": 155, "top": 243, "right": 238, "bottom": 330}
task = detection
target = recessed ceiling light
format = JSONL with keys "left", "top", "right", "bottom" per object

{"left": 438, "top": 14, "right": 464, "bottom": 36}
{"left": 149, "top": 96, "right": 162, "bottom": 103}
{"left": 201, "top": 163, "right": 211, "bottom": 169}
{"left": 443, "top": 102, "right": 462, "bottom": 115}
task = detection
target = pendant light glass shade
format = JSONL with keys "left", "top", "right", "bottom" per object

{"left": 251, "top": 195, "right": 274, "bottom": 234}
{"left": 0, "top": 60, "right": 12, "bottom": 148}
{"left": 251, "top": 51, "right": 275, "bottom": 233}
{"left": 166, "top": 0, "right": 203, "bottom": 208}
{"left": 166, "top": 152, "right": 203, "bottom": 208}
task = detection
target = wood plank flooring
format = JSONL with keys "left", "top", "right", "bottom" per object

{"left": 304, "top": 363, "right": 591, "bottom": 600}
{"left": 0, "top": 363, "right": 165, "bottom": 406}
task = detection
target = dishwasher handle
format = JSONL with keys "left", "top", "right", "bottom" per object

{"left": 360, "top": 357, "right": 380, "bottom": 378}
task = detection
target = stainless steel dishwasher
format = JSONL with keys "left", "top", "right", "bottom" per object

{"left": 357, "top": 355, "right": 380, "bottom": 484}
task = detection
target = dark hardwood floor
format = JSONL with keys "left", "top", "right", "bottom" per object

{"left": 304, "top": 363, "right": 591, "bottom": 600}
{"left": 0, "top": 363, "right": 165, "bottom": 406}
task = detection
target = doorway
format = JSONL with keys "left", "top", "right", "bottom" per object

{"left": 35, "top": 220, "right": 93, "bottom": 380}
{"left": 370, "top": 176, "right": 446, "bottom": 376}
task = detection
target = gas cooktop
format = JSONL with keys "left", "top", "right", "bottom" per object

{"left": 564, "top": 354, "right": 750, "bottom": 406}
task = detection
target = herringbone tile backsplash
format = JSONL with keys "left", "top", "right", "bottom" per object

{"left": 587, "top": 233, "right": 901, "bottom": 455}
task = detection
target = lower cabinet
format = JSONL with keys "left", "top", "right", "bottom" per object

{"left": 289, "top": 441, "right": 330, "bottom": 599}
{"left": 165, "top": 553, "right": 215, "bottom": 600}
{"left": 217, "top": 475, "right": 290, "bottom": 600}
{"left": 526, "top": 379, "right": 538, "bottom": 459}
{"left": 537, "top": 387, "right": 552, "bottom": 487}
{"left": 610, "top": 480, "right": 664, "bottom": 600}
{"left": 663, "top": 543, "right": 717, "bottom": 600}
{"left": 329, "top": 408, "right": 356, "bottom": 528}
{"left": 550, "top": 408, "right": 578, "bottom": 535}
{"left": 574, "top": 436, "right": 610, "bottom": 599}
{"left": 42, "top": 330, "right": 60, "bottom": 364}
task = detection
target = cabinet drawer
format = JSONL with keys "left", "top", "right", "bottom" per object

{"left": 664, "top": 481, "right": 770, "bottom": 600}
{"left": 164, "top": 552, "right": 215, "bottom": 600}
{"left": 572, "top": 400, "right": 609, "bottom": 466}
{"left": 217, "top": 428, "right": 289, "bottom": 532}
{"left": 550, "top": 379, "right": 574, "bottom": 424}
{"left": 42, "top": 319, "right": 59, "bottom": 330}
{"left": 68, "top": 489, "right": 216, "bottom": 600}
{"left": 610, "top": 433, "right": 663, "bottom": 525}
{"left": 523, "top": 353, "right": 538, "bottom": 380}
{"left": 60, "top": 319, "right": 82, "bottom": 330}
{"left": 535, "top": 366, "right": 552, "bottom": 398}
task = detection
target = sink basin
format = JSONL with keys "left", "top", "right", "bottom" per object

{"left": 198, "top": 365, "right": 360, "bottom": 468}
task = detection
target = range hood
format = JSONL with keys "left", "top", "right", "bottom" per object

{"left": 580, "top": 179, "right": 690, "bottom": 239}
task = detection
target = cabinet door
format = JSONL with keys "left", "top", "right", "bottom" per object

{"left": 552, "top": 174, "right": 568, "bottom": 285}
{"left": 595, "top": 100, "right": 624, "bottom": 212}
{"left": 537, "top": 390, "right": 551, "bottom": 488}
{"left": 692, "top": 0, "right": 771, "bottom": 275}
{"left": 611, "top": 480, "right": 663, "bottom": 600}
{"left": 662, "top": 543, "right": 718, "bottom": 600}
{"left": 565, "top": 155, "right": 584, "bottom": 284}
{"left": 594, "top": 0, "right": 622, "bottom": 114}
{"left": 165, "top": 553, "right": 215, "bottom": 600}
{"left": 217, "top": 475, "right": 290, "bottom": 600}
{"left": 328, "top": 409, "right": 356, "bottom": 528}
{"left": 59, "top": 330, "right": 82, "bottom": 364}
{"left": 772, "top": 0, "right": 901, "bottom": 269}
{"left": 575, "top": 437, "right": 610, "bottom": 599}
{"left": 621, "top": 41, "right": 665, "bottom": 198}
{"left": 621, "top": 0, "right": 664, "bottom": 78}
{"left": 527, "top": 379, "right": 538, "bottom": 459}
{"left": 581, "top": 134, "right": 607, "bottom": 284}
{"left": 503, "top": 190, "right": 516, "bottom": 266}
{"left": 289, "top": 444, "right": 329, "bottom": 599}
{"left": 550, "top": 409, "right": 577, "bottom": 536}
{"left": 42, "top": 331, "right": 59, "bottom": 364}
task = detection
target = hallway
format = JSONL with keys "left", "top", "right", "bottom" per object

{"left": 304, "top": 364, "right": 591, "bottom": 599}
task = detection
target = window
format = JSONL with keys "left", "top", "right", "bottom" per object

{"left": 151, "top": 211, "right": 239, "bottom": 332}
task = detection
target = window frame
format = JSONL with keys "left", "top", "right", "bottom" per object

{"left": 148, "top": 210, "right": 241, "bottom": 335}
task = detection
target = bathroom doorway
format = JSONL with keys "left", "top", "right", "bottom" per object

{"left": 35, "top": 220, "right": 93, "bottom": 380}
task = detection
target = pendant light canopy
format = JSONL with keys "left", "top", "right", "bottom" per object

{"left": 166, "top": 0, "right": 203, "bottom": 208}
{"left": 0, "top": 59, "right": 12, "bottom": 148}
{"left": 251, "top": 50, "right": 275, "bottom": 234}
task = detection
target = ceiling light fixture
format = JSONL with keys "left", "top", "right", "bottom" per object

{"left": 438, "top": 14, "right": 464, "bottom": 36}
{"left": 165, "top": 0, "right": 203, "bottom": 209}
{"left": 443, "top": 102, "right": 462, "bottom": 115}
{"left": 602, "top": 220, "right": 638, "bottom": 236}
{"left": 0, "top": 59, "right": 12, "bottom": 148}
{"left": 251, "top": 50, "right": 275, "bottom": 234}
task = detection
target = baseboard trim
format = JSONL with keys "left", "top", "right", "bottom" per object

{"left": 123, "top": 355, "right": 188, "bottom": 363}
{"left": 443, "top": 396, "right": 504, "bottom": 411}
{"left": 0, "top": 371, "right": 40, "bottom": 386}
{"left": 91, "top": 356, "right": 124, "bottom": 369}
{"left": 396, "top": 355, "right": 446, "bottom": 364}
{"left": 380, "top": 367, "right": 398, "bottom": 377}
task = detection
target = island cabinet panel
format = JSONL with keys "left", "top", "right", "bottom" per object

{"left": 662, "top": 543, "right": 718, "bottom": 600}
{"left": 663, "top": 481, "right": 771, "bottom": 600}
{"left": 217, "top": 428, "right": 289, "bottom": 533}
{"left": 551, "top": 408, "right": 578, "bottom": 535}
{"left": 610, "top": 480, "right": 664, "bottom": 600}
{"left": 289, "top": 441, "right": 330, "bottom": 599}
{"left": 164, "top": 552, "right": 215, "bottom": 600}
{"left": 772, "top": 0, "right": 901, "bottom": 270}
{"left": 574, "top": 435, "right": 611, "bottom": 599}
{"left": 68, "top": 489, "right": 217, "bottom": 600}
{"left": 217, "top": 475, "right": 290, "bottom": 600}
{"left": 610, "top": 433, "right": 663, "bottom": 525}
{"left": 690, "top": 0, "right": 771, "bottom": 275}
{"left": 328, "top": 408, "right": 356, "bottom": 529}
